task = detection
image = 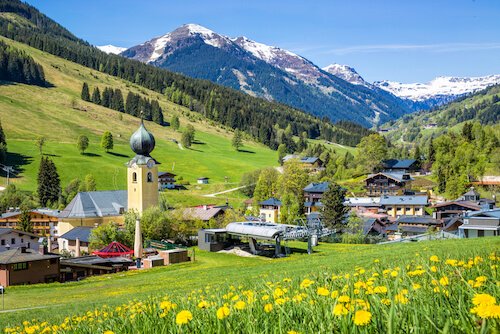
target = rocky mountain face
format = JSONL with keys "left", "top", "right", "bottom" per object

{"left": 120, "top": 24, "right": 411, "bottom": 127}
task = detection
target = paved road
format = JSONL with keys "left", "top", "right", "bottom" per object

{"left": 203, "top": 185, "right": 249, "bottom": 197}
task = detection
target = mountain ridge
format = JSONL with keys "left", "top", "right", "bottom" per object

{"left": 121, "top": 23, "right": 412, "bottom": 127}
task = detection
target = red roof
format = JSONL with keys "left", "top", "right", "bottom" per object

{"left": 92, "top": 241, "right": 134, "bottom": 258}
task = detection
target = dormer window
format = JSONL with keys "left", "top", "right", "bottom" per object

{"left": 132, "top": 172, "right": 137, "bottom": 183}
{"left": 147, "top": 172, "right": 153, "bottom": 183}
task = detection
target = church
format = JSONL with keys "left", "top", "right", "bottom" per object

{"left": 57, "top": 120, "right": 160, "bottom": 243}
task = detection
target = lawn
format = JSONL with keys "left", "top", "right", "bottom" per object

{"left": 0, "top": 237, "right": 498, "bottom": 331}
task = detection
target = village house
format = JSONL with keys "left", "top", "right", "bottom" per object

{"left": 282, "top": 155, "right": 324, "bottom": 172}
{"left": 345, "top": 197, "right": 381, "bottom": 214}
{"left": 180, "top": 204, "right": 228, "bottom": 223}
{"left": 0, "top": 246, "right": 60, "bottom": 287}
{"left": 258, "top": 198, "right": 282, "bottom": 223}
{"left": 58, "top": 226, "right": 93, "bottom": 256}
{"left": 381, "top": 159, "right": 419, "bottom": 173}
{"left": 0, "top": 228, "right": 41, "bottom": 252}
{"left": 0, "top": 208, "right": 59, "bottom": 236}
{"left": 458, "top": 208, "right": 500, "bottom": 238}
{"left": 158, "top": 172, "right": 176, "bottom": 189}
{"left": 379, "top": 195, "right": 428, "bottom": 219}
{"left": 197, "top": 177, "right": 209, "bottom": 184}
{"left": 303, "top": 182, "right": 329, "bottom": 214}
{"left": 431, "top": 187, "right": 495, "bottom": 220}
{"left": 365, "top": 172, "right": 413, "bottom": 197}
{"left": 59, "top": 255, "right": 132, "bottom": 282}
{"left": 385, "top": 215, "right": 442, "bottom": 239}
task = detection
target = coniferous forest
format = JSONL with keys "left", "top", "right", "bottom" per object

{"left": 0, "top": 0, "right": 368, "bottom": 149}
{"left": 0, "top": 40, "right": 45, "bottom": 86}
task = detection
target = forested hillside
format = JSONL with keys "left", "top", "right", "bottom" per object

{"left": 0, "top": 0, "right": 368, "bottom": 148}
{"left": 384, "top": 84, "right": 500, "bottom": 144}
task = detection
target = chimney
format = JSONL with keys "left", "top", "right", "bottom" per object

{"left": 47, "top": 236, "right": 52, "bottom": 252}
{"left": 75, "top": 238, "right": 81, "bottom": 257}
{"left": 38, "top": 244, "right": 47, "bottom": 255}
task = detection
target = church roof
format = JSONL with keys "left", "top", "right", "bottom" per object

{"left": 59, "top": 191, "right": 127, "bottom": 219}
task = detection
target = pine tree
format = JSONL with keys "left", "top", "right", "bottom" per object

{"left": 81, "top": 82, "right": 90, "bottom": 101}
{"left": 428, "top": 137, "right": 435, "bottom": 164}
{"left": 19, "top": 208, "right": 33, "bottom": 233}
{"left": 232, "top": 129, "right": 243, "bottom": 151}
{"left": 91, "top": 87, "right": 101, "bottom": 105}
{"left": 77, "top": 135, "right": 89, "bottom": 154}
{"left": 112, "top": 89, "right": 125, "bottom": 112}
{"left": 321, "top": 182, "right": 349, "bottom": 230}
{"left": 84, "top": 174, "right": 97, "bottom": 191}
{"left": 35, "top": 136, "right": 46, "bottom": 155}
{"left": 171, "top": 115, "right": 180, "bottom": 131}
{"left": 277, "top": 144, "right": 287, "bottom": 165}
{"left": 181, "top": 130, "right": 192, "bottom": 148}
{"left": 101, "top": 87, "right": 112, "bottom": 108}
{"left": 101, "top": 131, "right": 113, "bottom": 152}
{"left": 37, "top": 157, "right": 61, "bottom": 207}
{"left": 0, "top": 119, "right": 6, "bottom": 163}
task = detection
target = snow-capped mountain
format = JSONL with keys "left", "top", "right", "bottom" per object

{"left": 97, "top": 45, "right": 127, "bottom": 55}
{"left": 374, "top": 75, "right": 500, "bottom": 108}
{"left": 121, "top": 24, "right": 412, "bottom": 126}
{"left": 323, "top": 64, "right": 369, "bottom": 87}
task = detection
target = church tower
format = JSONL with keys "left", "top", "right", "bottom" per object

{"left": 127, "top": 119, "right": 159, "bottom": 214}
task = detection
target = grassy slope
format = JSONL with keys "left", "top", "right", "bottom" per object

{"left": 0, "top": 37, "right": 278, "bottom": 195}
{"left": 0, "top": 237, "right": 498, "bottom": 327}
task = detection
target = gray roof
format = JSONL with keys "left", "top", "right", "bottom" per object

{"left": 60, "top": 255, "right": 132, "bottom": 266}
{"left": 0, "top": 228, "right": 40, "bottom": 238}
{"left": 283, "top": 155, "right": 320, "bottom": 164}
{"left": 59, "top": 226, "right": 93, "bottom": 243}
{"left": 0, "top": 248, "right": 59, "bottom": 264}
{"left": 181, "top": 206, "right": 226, "bottom": 221}
{"left": 383, "top": 159, "right": 417, "bottom": 169}
{"left": 1, "top": 208, "right": 60, "bottom": 219}
{"left": 304, "top": 182, "right": 330, "bottom": 193}
{"left": 395, "top": 215, "right": 441, "bottom": 225}
{"left": 379, "top": 195, "right": 428, "bottom": 206}
{"left": 366, "top": 172, "right": 413, "bottom": 183}
{"left": 59, "top": 191, "right": 127, "bottom": 219}
{"left": 467, "top": 208, "right": 500, "bottom": 219}
{"left": 259, "top": 198, "right": 282, "bottom": 206}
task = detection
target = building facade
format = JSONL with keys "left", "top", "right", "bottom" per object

{"left": 259, "top": 198, "right": 282, "bottom": 223}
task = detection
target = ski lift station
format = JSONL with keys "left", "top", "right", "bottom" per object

{"left": 198, "top": 219, "right": 332, "bottom": 257}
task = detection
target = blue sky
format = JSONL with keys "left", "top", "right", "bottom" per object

{"left": 25, "top": 0, "right": 500, "bottom": 83}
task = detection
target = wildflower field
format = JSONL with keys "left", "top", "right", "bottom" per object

{"left": 2, "top": 238, "right": 499, "bottom": 333}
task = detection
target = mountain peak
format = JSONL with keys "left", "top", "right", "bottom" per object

{"left": 97, "top": 45, "right": 127, "bottom": 55}
{"left": 322, "top": 64, "right": 368, "bottom": 86}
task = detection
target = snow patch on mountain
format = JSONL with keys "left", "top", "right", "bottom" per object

{"left": 97, "top": 45, "right": 126, "bottom": 55}
{"left": 374, "top": 75, "right": 500, "bottom": 101}
{"left": 323, "top": 64, "right": 369, "bottom": 86}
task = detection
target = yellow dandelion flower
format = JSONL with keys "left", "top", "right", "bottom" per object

{"left": 374, "top": 286, "right": 387, "bottom": 294}
{"left": 175, "top": 310, "right": 193, "bottom": 325}
{"left": 338, "top": 295, "right": 350, "bottom": 303}
{"left": 234, "top": 301, "right": 246, "bottom": 310}
{"left": 331, "top": 290, "right": 339, "bottom": 298}
{"left": 333, "top": 304, "right": 349, "bottom": 316}
{"left": 262, "top": 295, "right": 270, "bottom": 301}
{"left": 394, "top": 293, "right": 409, "bottom": 304}
{"left": 273, "top": 288, "right": 285, "bottom": 299}
{"left": 390, "top": 271, "right": 398, "bottom": 278}
{"left": 430, "top": 255, "right": 439, "bottom": 262}
{"left": 300, "top": 278, "right": 314, "bottom": 289}
{"left": 353, "top": 310, "right": 372, "bottom": 326}
{"left": 103, "top": 331, "right": 114, "bottom": 334}
{"left": 317, "top": 287, "right": 330, "bottom": 296}
{"left": 412, "top": 283, "right": 421, "bottom": 290}
{"left": 275, "top": 298, "right": 286, "bottom": 305}
{"left": 430, "top": 266, "right": 437, "bottom": 272}
{"left": 264, "top": 303, "right": 273, "bottom": 313}
{"left": 198, "top": 300, "right": 209, "bottom": 309}
{"left": 216, "top": 306, "right": 230, "bottom": 320}
{"left": 381, "top": 298, "right": 391, "bottom": 306}
{"left": 473, "top": 294, "right": 496, "bottom": 306}
{"left": 288, "top": 331, "right": 301, "bottom": 334}
{"left": 439, "top": 276, "right": 449, "bottom": 286}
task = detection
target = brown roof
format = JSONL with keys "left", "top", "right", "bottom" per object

{"left": 431, "top": 200, "right": 481, "bottom": 211}
{"left": 0, "top": 248, "right": 59, "bottom": 264}
{"left": 181, "top": 207, "right": 226, "bottom": 221}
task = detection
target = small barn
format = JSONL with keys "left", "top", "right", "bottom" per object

{"left": 197, "top": 177, "right": 209, "bottom": 184}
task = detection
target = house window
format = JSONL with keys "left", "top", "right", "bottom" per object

{"left": 405, "top": 207, "right": 411, "bottom": 211}
{"left": 12, "top": 262, "right": 28, "bottom": 271}
{"left": 132, "top": 172, "right": 138, "bottom": 183}
{"left": 478, "top": 230, "right": 484, "bottom": 238}
{"left": 147, "top": 172, "right": 153, "bottom": 183}
{"left": 0, "top": 239, "right": 4, "bottom": 246}
{"left": 11, "top": 238, "right": 15, "bottom": 245}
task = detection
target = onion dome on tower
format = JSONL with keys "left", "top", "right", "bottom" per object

{"left": 130, "top": 119, "right": 156, "bottom": 157}
{"left": 128, "top": 117, "right": 159, "bottom": 166}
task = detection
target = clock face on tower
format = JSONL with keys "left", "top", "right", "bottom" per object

{"left": 146, "top": 159, "right": 155, "bottom": 169}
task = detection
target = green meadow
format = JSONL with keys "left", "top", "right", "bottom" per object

{"left": 0, "top": 237, "right": 498, "bottom": 331}
{"left": 0, "top": 37, "right": 278, "bottom": 195}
